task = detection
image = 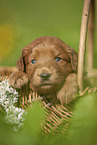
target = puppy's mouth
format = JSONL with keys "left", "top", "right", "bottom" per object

{"left": 40, "top": 83, "right": 54, "bottom": 87}
{"left": 38, "top": 83, "right": 55, "bottom": 94}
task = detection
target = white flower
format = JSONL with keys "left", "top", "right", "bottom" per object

{"left": 0, "top": 79, "right": 27, "bottom": 131}
{"left": 0, "top": 79, "right": 18, "bottom": 108}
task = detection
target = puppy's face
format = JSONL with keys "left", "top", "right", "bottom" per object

{"left": 17, "top": 36, "right": 77, "bottom": 95}
{"left": 26, "top": 43, "right": 73, "bottom": 94}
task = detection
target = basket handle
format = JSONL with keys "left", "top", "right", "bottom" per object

{"left": 77, "top": 0, "right": 95, "bottom": 91}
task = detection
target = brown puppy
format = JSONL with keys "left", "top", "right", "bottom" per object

{"left": 9, "top": 36, "right": 78, "bottom": 105}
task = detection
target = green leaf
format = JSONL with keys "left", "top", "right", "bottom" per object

{"left": 15, "top": 101, "right": 45, "bottom": 145}
{"left": 67, "top": 93, "right": 97, "bottom": 145}
{"left": 0, "top": 112, "right": 14, "bottom": 145}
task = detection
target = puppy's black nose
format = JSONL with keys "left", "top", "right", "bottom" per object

{"left": 40, "top": 73, "right": 51, "bottom": 80}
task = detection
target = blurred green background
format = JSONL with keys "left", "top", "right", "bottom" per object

{"left": 0, "top": 0, "right": 97, "bottom": 67}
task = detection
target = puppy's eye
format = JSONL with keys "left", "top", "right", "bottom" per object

{"left": 31, "top": 59, "right": 36, "bottom": 64}
{"left": 55, "top": 57, "right": 62, "bottom": 62}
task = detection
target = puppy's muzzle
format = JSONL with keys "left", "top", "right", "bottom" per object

{"left": 40, "top": 73, "right": 51, "bottom": 81}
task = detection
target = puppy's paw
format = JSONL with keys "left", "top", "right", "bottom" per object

{"left": 57, "top": 73, "right": 78, "bottom": 105}
{"left": 9, "top": 71, "right": 28, "bottom": 89}
{"left": 57, "top": 89, "right": 71, "bottom": 105}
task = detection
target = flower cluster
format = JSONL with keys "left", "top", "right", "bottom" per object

{"left": 5, "top": 105, "right": 26, "bottom": 131}
{"left": 0, "top": 79, "right": 18, "bottom": 109}
{"left": 0, "top": 79, "right": 26, "bottom": 131}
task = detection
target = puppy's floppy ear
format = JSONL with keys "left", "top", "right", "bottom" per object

{"left": 57, "top": 38, "right": 78, "bottom": 72}
{"left": 17, "top": 47, "right": 30, "bottom": 72}
{"left": 66, "top": 46, "right": 78, "bottom": 72}
{"left": 17, "top": 56, "right": 24, "bottom": 72}
{"left": 9, "top": 47, "right": 30, "bottom": 89}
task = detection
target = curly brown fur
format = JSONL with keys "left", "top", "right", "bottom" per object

{"left": 9, "top": 36, "right": 78, "bottom": 105}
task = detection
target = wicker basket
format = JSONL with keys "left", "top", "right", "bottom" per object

{"left": 0, "top": 66, "right": 73, "bottom": 134}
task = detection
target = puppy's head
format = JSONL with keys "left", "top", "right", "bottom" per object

{"left": 17, "top": 36, "right": 77, "bottom": 95}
